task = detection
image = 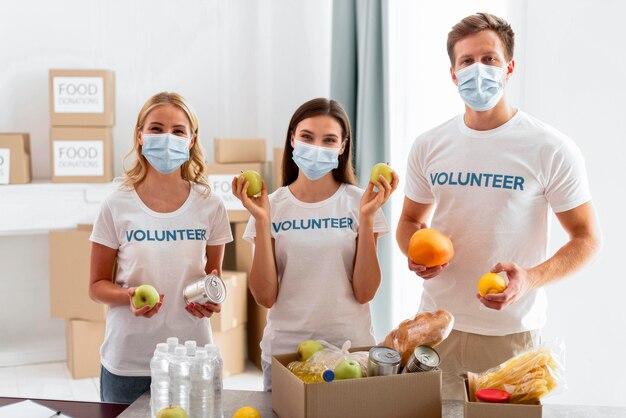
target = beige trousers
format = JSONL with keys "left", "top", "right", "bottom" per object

{"left": 435, "top": 329, "right": 541, "bottom": 400}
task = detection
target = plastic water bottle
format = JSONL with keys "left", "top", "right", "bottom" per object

{"left": 205, "top": 344, "right": 224, "bottom": 418}
{"left": 167, "top": 337, "right": 179, "bottom": 355}
{"left": 169, "top": 346, "right": 191, "bottom": 414}
{"left": 150, "top": 343, "right": 170, "bottom": 418}
{"left": 185, "top": 340, "right": 197, "bottom": 357}
{"left": 189, "top": 349, "right": 212, "bottom": 418}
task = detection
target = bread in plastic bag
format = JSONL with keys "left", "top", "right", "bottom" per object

{"left": 474, "top": 341, "right": 566, "bottom": 404}
{"left": 306, "top": 340, "right": 369, "bottom": 376}
{"left": 382, "top": 310, "right": 454, "bottom": 366}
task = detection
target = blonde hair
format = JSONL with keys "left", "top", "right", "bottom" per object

{"left": 122, "top": 92, "right": 210, "bottom": 192}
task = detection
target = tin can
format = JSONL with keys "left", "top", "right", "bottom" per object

{"left": 402, "top": 345, "right": 440, "bottom": 373}
{"left": 183, "top": 274, "right": 226, "bottom": 305}
{"left": 368, "top": 346, "right": 401, "bottom": 376}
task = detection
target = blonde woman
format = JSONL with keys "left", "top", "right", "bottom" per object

{"left": 89, "top": 92, "right": 232, "bottom": 404}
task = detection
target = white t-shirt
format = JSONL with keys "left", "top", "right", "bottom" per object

{"left": 405, "top": 110, "right": 591, "bottom": 336}
{"left": 90, "top": 184, "right": 232, "bottom": 376}
{"left": 243, "top": 184, "right": 389, "bottom": 362}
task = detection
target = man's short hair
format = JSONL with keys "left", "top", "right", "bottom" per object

{"left": 447, "top": 12, "right": 515, "bottom": 65}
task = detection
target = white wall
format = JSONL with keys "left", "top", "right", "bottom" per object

{"left": 0, "top": 0, "right": 332, "bottom": 364}
{"left": 388, "top": 0, "right": 625, "bottom": 407}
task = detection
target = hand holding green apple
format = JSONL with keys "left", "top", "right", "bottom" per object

{"left": 128, "top": 285, "right": 163, "bottom": 318}
{"left": 231, "top": 171, "right": 270, "bottom": 222}
{"left": 370, "top": 163, "right": 394, "bottom": 186}
{"left": 360, "top": 163, "right": 399, "bottom": 219}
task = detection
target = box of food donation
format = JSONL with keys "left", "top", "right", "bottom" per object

{"left": 247, "top": 297, "right": 267, "bottom": 370}
{"left": 207, "top": 162, "right": 271, "bottom": 222}
{"left": 272, "top": 347, "right": 442, "bottom": 418}
{"left": 273, "top": 147, "right": 284, "bottom": 191}
{"left": 464, "top": 372, "right": 542, "bottom": 418}
{"left": 223, "top": 222, "right": 253, "bottom": 274}
{"left": 49, "top": 225, "right": 109, "bottom": 321}
{"left": 50, "top": 126, "right": 113, "bottom": 183}
{"left": 210, "top": 271, "right": 247, "bottom": 332}
{"left": 49, "top": 69, "right": 115, "bottom": 126}
{"left": 214, "top": 138, "right": 266, "bottom": 163}
{"left": 0, "top": 133, "right": 31, "bottom": 184}
{"left": 66, "top": 319, "right": 106, "bottom": 379}
{"left": 212, "top": 324, "right": 246, "bottom": 377}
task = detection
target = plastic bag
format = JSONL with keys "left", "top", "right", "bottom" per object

{"left": 382, "top": 310, "right": 454, "bottom": 366}
{"left": 307, "top": 340, "right": 369, "bottom": 376}
{"left": 474, "top": 341, "right": 567, "bottom": 404}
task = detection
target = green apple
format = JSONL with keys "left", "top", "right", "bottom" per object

{"left": 132, "top": 284, "right": 159, "bottom": 310}
{"left": 296, "top": 340, "right": 324, "bottom": 362}
{"left": 239, "top": 170, "right": 263, "bottom": 197}
{"left": 334, "top": 359, "right": 362, "bottom": 380}
{"left": 370, "top": 163, "right": 394, "bottom": 185}
{"left": 156, "top": 405, "right": 188, "bottom": 418}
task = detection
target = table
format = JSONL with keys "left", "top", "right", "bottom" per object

{"left": 120, "top": 390, "right": 626, "bottom": 418}
{"left": 0, "top": 396, "right": 128, "bottom": 418}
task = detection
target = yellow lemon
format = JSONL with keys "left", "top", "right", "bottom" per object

{"left": 233, "top": 406, "right": 261, "bottom": 418}
{"left": 478, "top": 273, "right": 507, "bottom": 297}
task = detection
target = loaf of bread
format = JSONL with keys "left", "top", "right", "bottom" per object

{"left": 382, "top": 310, "right": 454, "bottom": 366}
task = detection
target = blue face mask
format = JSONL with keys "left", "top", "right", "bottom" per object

{"left": 141, "top": 133, "right": 190, "bottom": 174}
{"left": 456, "top": 62, "right": 506, "bottom": 111}
{"left": 292, "top": 140, "right": 342, "bottom": 181}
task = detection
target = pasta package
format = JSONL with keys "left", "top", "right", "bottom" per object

{"left": 474, "top": 345, "right": 566, "bottom": 404}
{"left": 382, "top": 310, "right": 454, "bottom": 366}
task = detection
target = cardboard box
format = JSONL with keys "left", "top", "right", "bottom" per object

{"left": 273, "top": 147, "right": 284, "bottom": 191}
{"left": 66, "top": 319, "right": 106, "bottom": 379}
{"left": 210, "top": 271, "right": 247, "bottom": 332}
{"left": 0, "top": 133, "right": 31, "bottom": 184}
{"left": 49, "top": 69, "right": 115, "bottom": 126}
{"left": 223, "top": 222, "right": 253, "bottom": 273}
{"left": 214, "top": 138, "right": 266, "bottom": 163}
{"left": 272, "top": 347, "right": 442, "bottom": 418}
{"left": 212, "top": 324, "right": 246, "bottom": 377}
{"left": 207, "top": 162, "right": 271, "bottom": 223}
{"left": 49, "top": 225, "right": 109, "bottom": 321}
{"left": 247, "top": 297, "right": 267, "bottom": 370}
{"left": 464, "top": 372, "right": 542, "bottom": 418}
{"left": 50, "top": 126, "right": 113, "bottom": 183}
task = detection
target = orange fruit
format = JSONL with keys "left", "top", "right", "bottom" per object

{"left": 233, "top": 406, "right": 261, "bottom": 418}
{"left": 408, "top": 228, "right": 454, "bottom": 268}
{"left": 477, "top": 273, "right": 507, "bottom": 297}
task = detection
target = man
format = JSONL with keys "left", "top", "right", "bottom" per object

{"left": 396, "top": 12, "right": 600, "bottom": 400}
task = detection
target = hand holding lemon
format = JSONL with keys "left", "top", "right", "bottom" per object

{"left": 477, "top": 272, "right": 507, "bottom": 297}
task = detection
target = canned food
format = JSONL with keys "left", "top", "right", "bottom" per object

{"left": 368, "top": 346, "right": 401, "bottom": 376}
{"left": 183, "top": 274, "right": 226, "bottom": 305}
{"left": 402, "top": 345, "right": 440, "bottom": 373}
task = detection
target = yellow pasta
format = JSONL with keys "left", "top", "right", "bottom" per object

{"left": 475, "top": 347, "right": 561, "bottom": 404}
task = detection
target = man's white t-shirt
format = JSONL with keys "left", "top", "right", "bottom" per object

{"left": 405, "top": 110, "right": 591, "bottom": 336}
{"left": 90, "top": 184, "right": 233, "bottom": 376}
{"left": 243, "top": 183, "right": 389, "bottom": 362}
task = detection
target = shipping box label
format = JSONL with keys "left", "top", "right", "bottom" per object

{"left": 53, "top": 140, "right": 104, "bottom": 177}
{"left": 208, "top": 174, "right": 245, "bottom": 211}
{"left": 53, "top": 77, "right": 105, "bottom": 113}
{"left": 0, "top": 148, "right": 9, "bottom": 184}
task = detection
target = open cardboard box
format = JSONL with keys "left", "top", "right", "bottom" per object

{"left": 272, "top": 346, "right": 442, "bottom": 418}
{"left": 464, "top": 371, "right": 542, "bottom": 418}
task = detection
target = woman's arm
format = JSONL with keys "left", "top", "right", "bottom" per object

{"left": 352, "top": 227, "right": 381, "bottom": 304}
{"left": 248, "top": 226, "right": 279, "bottom": 309}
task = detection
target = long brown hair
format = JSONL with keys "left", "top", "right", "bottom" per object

{"left": 121, "top": 92, "right": 209, "bottom": 191}
{"left": 282, "top": 98, "right": 357, "bottom": 186}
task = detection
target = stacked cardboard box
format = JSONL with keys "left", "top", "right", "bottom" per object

{"left": 210, "top": 138, "right": 271, "bottom": 370}
{"left": 49, "top": 69, "right": 115, "bottom": 183}
{"left": 0, "top": 133, "right": 31, "bottom": 184}
{"left": 49, "top": 224, "right": 108, "bottom": 378}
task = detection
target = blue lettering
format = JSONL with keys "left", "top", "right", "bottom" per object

{"left": 348, "top": 218, "right": 354, "bottom": 230}
{"left": 483, "top": 173, "right": 493, "bottom": 187}
{"left": 457, "top": 172, "right": 470, "bottom": 186}
{"left": 429, "top": 172, "right": 438, "bottom": 185}
{"left": 185, "top": 229, "right": 193, "bottom": 240}
{"left": 331, "top": 218, "right": 339, "bottom": 228}
{"left": 470, "top": 173, "right": 482, "bottom": 187}
{"left": 281, "top": 220, "right": 292, "bottom": 231}
{"left": 195, "top": 230, "right": 201, "bottom": 240}
{"left": 125, "top": 230, "right": 133, "bottom": 242}
{"left": 340, "top": 218, "right": 347, "bottom": 228}
{"left": 322, "top": 218, "right": 330, "bottom": 228}
{"left": 503, "top": 175, "right": 513, "bottom": 189}
{"left": 146, "top": 230, "right": 155, "bottom": 241}
{"left": 293, "top": 221, "right": 300, "bottom": 230}
{"left": 201, "top": 230, "right": 207, "bottom": 240}
{"left": 492, "top": 174, "right": 503, "bottom": 188}
{"left": 312, "top": 219, "right": 322, "bottom": 229}
{"left": 449, "top": 172, "right": 458, "bottom": 185}
{"left": 300, "top": 219, "right": 311, "bottom": 230}
{"left": 134, "top": 230, "right": 146, "bottom": 241}
{"left": 437, "top": 172, "right": 449, "bottom": 185}
{"left": 272, "top": 222, "right": 281, "bottom": 233}
{"left": 166, "top": 230, "right": 177, "bottom": 241}
{"left": 514, "top": 176, "right": 524, "bottom": 191}
{"left": 155, "top": 230, "right": 166, "bottom": 241}
{"left": 177, "top": 230, "right": 185, "bottom": 240}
